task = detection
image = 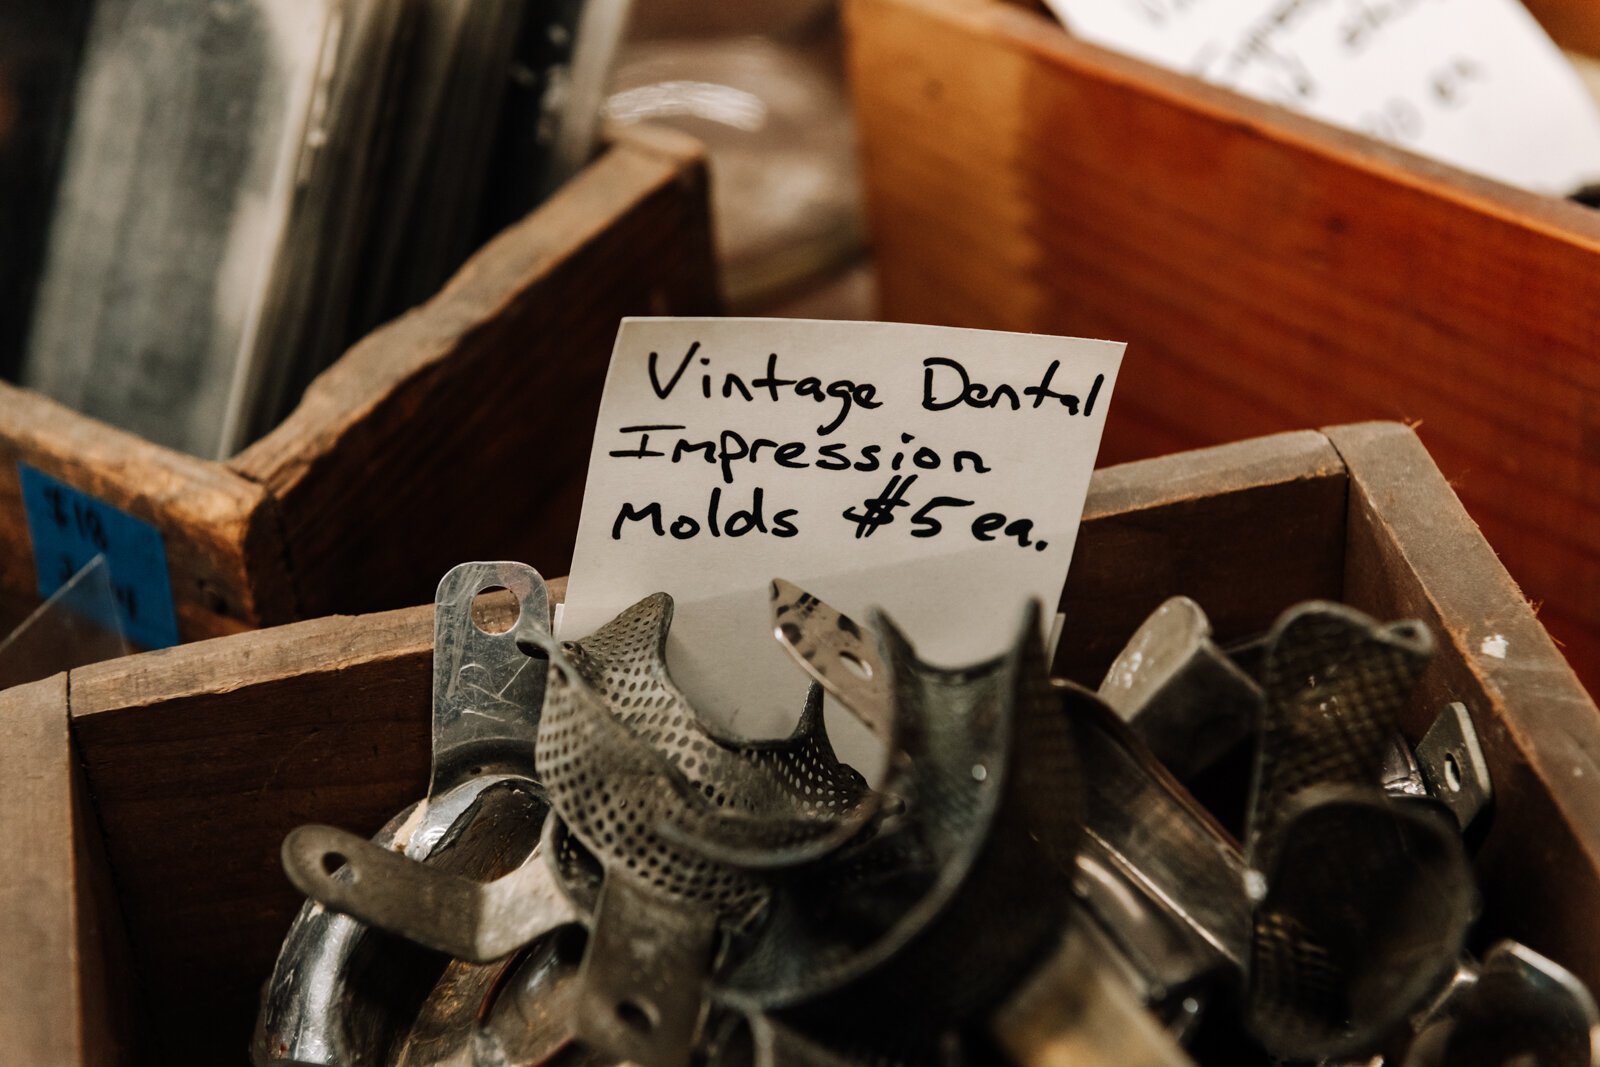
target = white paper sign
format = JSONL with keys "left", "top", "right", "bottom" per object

{"left": 1044, "top": 0, "right": 1600, "bottom": 195}
{"left": 560, "top": 318, "right": 1123, "bottom": 752}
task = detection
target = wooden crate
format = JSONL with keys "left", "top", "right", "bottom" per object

{"left": 5, "top": 422, "right": 1593, "bottom": 1063}
{"left": 845, "top": 0, "right": 1600, "bottom": 689}
{"left": 0, "top": 124, "right": 718, "bottom": 647}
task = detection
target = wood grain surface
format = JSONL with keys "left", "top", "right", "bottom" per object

{"left": 231, "top": 125, "right": 720, "bottom": 622}
{"left": 1330, "top": 421, "right": 1600, "bottom": 987}
{"left": 1525, "top": 0, "right": 1600, "bottom": 58}
{"left": 71, "top": 605, "right": 437, "bottom": 1060}
{"left": 0, "top": 384, "right": 289, "bottom": 643}
{"left": 847, "top": 0, "right": 1600, "bottom": 690}
{"left": 1057, "top": 429, "right": 1346, "bottom": 680}
{"left": 0, "top": 673, "right": 136, "bottom": 1064}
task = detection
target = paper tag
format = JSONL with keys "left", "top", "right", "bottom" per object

{"left": 560, "top": 318, "right": 1123, "bottom": 746}
{"left": 1044, "top": 0, "right": 1600, "bottom": 194}
{"left": 18, "top": 465, "right": 180, "bottom": 650}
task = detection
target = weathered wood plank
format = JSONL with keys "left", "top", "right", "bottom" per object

{"left": 0, "top": 384, "right": 291, "bottom": 642}
{"left": 71, "top": 717, "right": 139, "bottom": 1066}
{"left": 1058, "top": 430, "right": 1347, "bottom": 682}
{"left": 0, "top": 674, "right": 79, "bottom": 1062}
{"left": 231, "top": 126, "right": 720, "bottom": 621}
{"left": 1328, "top": 421, "right": 1600, "bottom": 990}
{"left": 0, "top": 673, "right": 135, "bottom": 1064}
{"left": 847, "top": 0, "right": 1600, "bottom": 691}
{"left": 70, "top": 606, "right": 438, "bottom": 1061}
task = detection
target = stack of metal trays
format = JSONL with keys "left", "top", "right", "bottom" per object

{"left": 14, "top": 0, "right": 623, "bottom": 458}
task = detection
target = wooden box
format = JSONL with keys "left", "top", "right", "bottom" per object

{"left": 845, "top": 0, "right": 1600, "bottom": 688}
{"left": 5, "top": 422, "right": 1594, "bottom": 1063}
{"left": 0, "top": 125, "right": 717, "bottom": 647}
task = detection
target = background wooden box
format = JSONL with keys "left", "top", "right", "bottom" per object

{"left": 0, "top": 124, "right": 718, "bottom": 647}
{"left": 845, "top": 0, "right": 1600, "bottom": 690}
{"left": 5, "top": 421, "right": 1593, "bottom": 1063}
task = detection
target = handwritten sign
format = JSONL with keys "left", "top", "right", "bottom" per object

{"left": 560, "top": 318, "right": 1123, "bottom": 751}
{"left": 1043, "top": 0, "right": 1600, "bottom": 194}
{"left": 19, "top": 465, "right": 180, "bottom": 650}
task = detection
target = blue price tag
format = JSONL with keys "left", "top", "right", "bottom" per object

{"left": 19, "top": 464, "right": 180, "bottom": 650}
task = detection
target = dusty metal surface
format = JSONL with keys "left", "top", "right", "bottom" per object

{"left": 1414, "top": 702, "right": 1494, "bottom": 832}
{"left": 1097, "top": 596, "right": 1260, "bottom": 784}
{"left": 1406, "top": 941, "right": 1600, "bottom": 1067}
